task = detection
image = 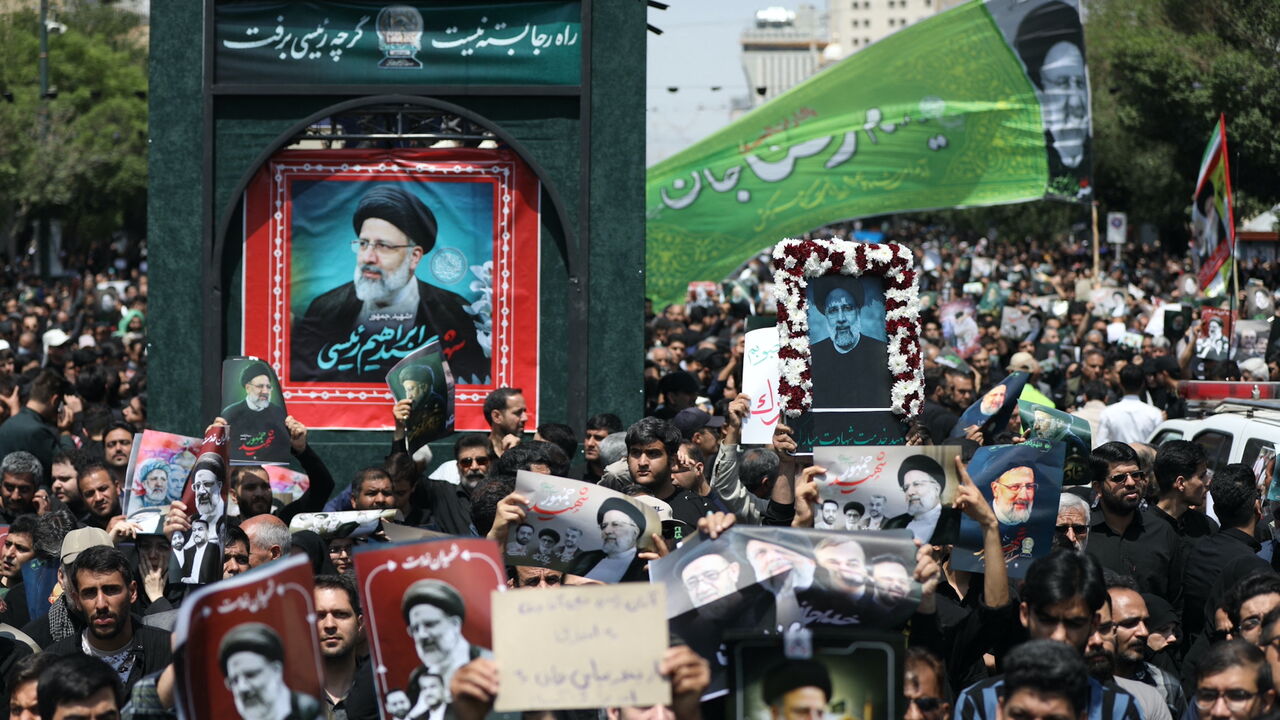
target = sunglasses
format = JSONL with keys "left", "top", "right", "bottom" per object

{"left": 458, "top": 456, "right": 490, "bottom": 468}
{"left": 1055, "top": 524, "right": 1089, "bottom": 535}
{"left": 908, "top": 697, "right": 943, "bottom": 712}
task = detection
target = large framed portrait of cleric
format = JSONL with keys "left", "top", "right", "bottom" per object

{"left": 173, "top": 554, "right": 324, "bottom": 720}
{"left": 242, "top": 148, "right": 540, "bottom": 432}
{"left": 353, "top": 537, "right": 506, "bottom": 720}
{"left": 770, "top": 239, "right": 924, "bottom": 447}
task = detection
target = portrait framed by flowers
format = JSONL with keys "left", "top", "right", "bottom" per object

{"left": 241, "top": 148, "right": 540, "bottom": 431}
{"left": 771, "top": 239, "right": 923, "bottom": 444}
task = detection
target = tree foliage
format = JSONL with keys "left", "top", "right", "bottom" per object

{"left": 0, "top": 4, "right": 147, "bottom": 250}
{"left": 1087, "top": 0, "right": 1280, "bottom": 238}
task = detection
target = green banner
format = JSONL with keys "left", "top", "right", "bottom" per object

{"left": 646, "top": 0, "right": 1091, "bottom": 307}
{"left": 215, "top": 1, "right": 581, "bottom": 87}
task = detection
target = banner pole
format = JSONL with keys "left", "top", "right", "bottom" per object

{"left": 1091, "top": 201, "right": 1101, "bottom": 289}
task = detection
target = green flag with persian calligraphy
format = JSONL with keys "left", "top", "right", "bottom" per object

{"left": 646, "top": 0, "right": 1091, "bottom": 306}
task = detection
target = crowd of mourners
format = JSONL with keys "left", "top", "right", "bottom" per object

{"left": 3, "top": 225, "right": 1280, "bottom": 720}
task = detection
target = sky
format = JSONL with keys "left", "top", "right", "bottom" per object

{"left": 645, "top": 0, "right": 824, "bottom": 167}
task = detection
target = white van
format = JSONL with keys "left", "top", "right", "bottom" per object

{"left": 1148, "top": 400, "right": 1280, "bottom": 475}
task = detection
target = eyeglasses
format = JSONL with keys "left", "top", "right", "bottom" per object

{"left": 996, "top": 482, "right": 1038, "bottom": 494}
{"left": 1194, "top": 689, "right": 1258, "bottom": 710}
{"left": 1107, "top": 471, "right": 1142, "bottom": 484}
{"left": 683, "top": 566, "right": 731, "bottom": 588}
{"left": 600, "top": 520, "right": 638, "bottom": 532}
{"left": 350, "top": 239, "right": 414, "bottom": 255}
{"left": 1055, "top": 524, "right": 1089, "bottom": 535}
{"left": 458, "top": 456, "right": 490, "bottom": 468}
{"left": 907, "top": 697, "right": 943, "bottom": 712}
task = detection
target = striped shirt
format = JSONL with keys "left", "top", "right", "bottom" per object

{"left": 955, "top": 675, "right": 1145, "bottom": 720}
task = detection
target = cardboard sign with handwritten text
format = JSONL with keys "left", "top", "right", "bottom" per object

{"left": 173, "top": 555, "right": 323, "bottom": 720}
{"left": 511, "top": 470, "right": 660, "bottom": 583}
{"left": 492, "top": 584, "right": 671, "bottom": 712}
{"left": 742, "top": 327, "right": 783, "bottom": 445}
{"left": 353, "top": 537, "right": 507, "bottom": 720}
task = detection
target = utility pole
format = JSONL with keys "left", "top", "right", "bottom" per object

{"left": 36, "top": 0, "right": 50, "bottom": 277}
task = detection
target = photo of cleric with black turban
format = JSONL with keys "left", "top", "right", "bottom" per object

{"left": 218, "top": 622, "right": 321, "bottom": 720}
{"left": 806, "top": 275, "right": 892, "bottom": 410}
{"left": 291, "top": 184, "right": 488, "bottom": 385}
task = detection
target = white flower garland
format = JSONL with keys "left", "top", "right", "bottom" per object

{"left": 770, "top": 238, "right": 924, "bottom": 420}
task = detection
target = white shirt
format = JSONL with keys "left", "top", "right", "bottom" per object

{"left": 1096, "top": 395, "right": 1163, "bottom": 446}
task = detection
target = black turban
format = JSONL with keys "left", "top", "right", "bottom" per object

{"left": 400, "top": 364, "right": 434, "bottom": 385}
{"left": 240, "top": 360, "right": 272, "bottom": 388}
{"left": 597, "top": 497, "right": 647, "bottom": 532}
{"left": 218, "top": 622, "right": 284, "bottom": 675}
{"left": 897, "top": 453, "right": 946, "bottom": 491}
{"left": 761, "top": 659, "right": 832, "bottom": 706}
{"left": 353, "top": 185, "right": 439, "bottom": 251}
{"left": 401, "top": 579, "right": 464, "bottom": 622}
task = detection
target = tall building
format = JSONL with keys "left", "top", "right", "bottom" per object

{"left": 739, "top": 5, "right": 827, "bottom": 109}
{"left": 827, "top": 0, "right": 937, "bottom": 61}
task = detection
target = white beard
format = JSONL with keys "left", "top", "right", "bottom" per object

{"left": 245, "top": 394, "right": 269, "bottom": 412}
{"left": 996, "top": 504, "right": 1033, "bottom": 525}
{"left": 354, "top": 258, "right": 414, "bottom": 304}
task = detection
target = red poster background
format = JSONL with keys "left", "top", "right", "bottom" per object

{"left": 353, "top": 537, "right": 507, "bottom": 706}
{"left": 242, "top": 149, "right": 540, "bottom": 431}
{"left": 174, "top": 555, "right": 322, "bottom": 720}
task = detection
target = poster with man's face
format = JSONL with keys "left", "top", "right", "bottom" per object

{"left": 939, "top": 299, "right": 980, "bottom": 358}
{"left": 805, "top": 275, "right": 905, "bottom": 445}
{"left": 1235, "top": 319, "right": 1270, "bottom": 364}
{"left": 1018, "top": 400, "right": 1091, "bottom": 486}
{"left": 221, "top": 357, "right": 292, "bottom": 465}
{"left": 952, "top": 441, "right": 1064, "bottom": 578}
{"left": 123, "top": 429, "right": 202, "bottom": 530}
{"left": 242, "top": 148, "right": 540, "bottom": 433}
{"left": 811, "top": 446, "right": 961, "bottom": 545}
{"left": 385, "top": 339, "right": 454, "bottom": 452}
{"left": 992, "top": 0, "right": 1092, "bottom": 201}
{"left": 727, "top": 632, "right": 904, "bottom": 720}
{"left": 173, "top": 554, "right": 324, "bottom": 720}
{"left": 353, "top": 537, "right": 505, "bottom": 720}
{"left": 510, "top": 470, "right": 660, "bottom": 583}
{"left": 650, "top": 527, "right": 919, "bottom": 696}
{"left": 289, "top": 509, "right": 396, "bottom": 540}
{"left": 949, "top": 371, "right": 1029, "bottom": 440}
{"left": 1196, "top": 307, "right": 1235, "bottom": 362}
{"left": 172, "top": 427, "right": 230, "bottom": 586}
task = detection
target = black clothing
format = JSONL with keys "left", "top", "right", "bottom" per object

{"left": 0, "top": 636, "right": 31, "bottom": 699}
{"left": 340, "top": 657, "right": 378, "bottom": 720}
{"left": 0, "top": 407, "right": 62, "bottom": 484}
{"left": 661, "top": 487, "right": 713, "bottom": 528}
{"left": 221, "top": 399, "right": 291, "bottom": 464}
{"left": 46, "top": 622, "right": 173, "bottom": 693}
{"left": 1145, "top": 506, "right": 1218, "bottom": 541}
{"left": 920, "top": 399, "right": 959, "bottom": 444}
{"left": 292, "top": 279, "right": 488, "bottom": 385}
{"left": 567, "top": 550, "right": 648, "bottom": 582}
{"left": 278, "top": 445, "right": 337, "bottom": 526}
{"left": 1085, "top": 510, "right": 1183, "bottom": 609}
{"left": 1180, "top": 527, "right": 1264, "bottom": 641}
{"left": 810, "top": 337, "right": 892, "bottom": 409}
{"left": 410, "top": 478, "right": 478, "bottom": 537}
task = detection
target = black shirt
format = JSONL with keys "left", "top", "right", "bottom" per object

{"left": 1145, "top": 506, "right": 1218, "bottom": 540}
{"left": 1181, "top": 527, "right": 1267, "bottom": 641}
{"left": 662, "top": 487, "right": 714, "bottom": 528}
{"left": 1086, "top": 510, "right": 1184, "bottom": 609}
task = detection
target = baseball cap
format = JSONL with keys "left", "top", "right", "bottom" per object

{"left": 1006, "top": 351, "right": 1040, "bottom": 374}
{"left": 60, "top": 527, "right": 112, "bottom": 566}
{"left": 672, "top": 408, "right": 725, "bottom": 440}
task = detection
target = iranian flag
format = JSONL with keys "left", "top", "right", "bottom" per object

{"left": 1191, "top": 115, "right": 1235, "bottom": 295}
